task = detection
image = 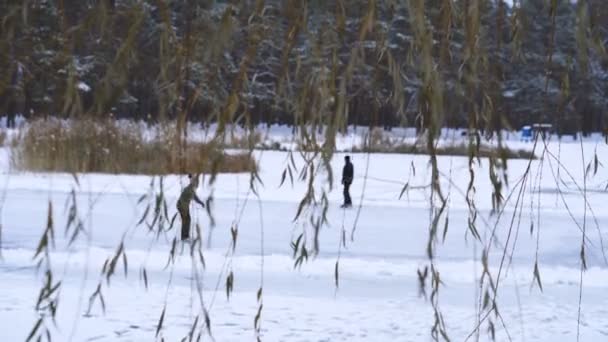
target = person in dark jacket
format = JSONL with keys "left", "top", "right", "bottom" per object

{"left": 177, "top": 174, "right": 205, "bottom": 240}
{"left": 341, "top": 155, "right": 354, "bottom": 208}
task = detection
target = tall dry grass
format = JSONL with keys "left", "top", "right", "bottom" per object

{"left": 352, "top": 142, "right": 534, "bottom": 159}
{"left": 352, "top": 128, "right": 535, "bottom": 159}
{"left": 223, "top": 130, "right": 263, "bottom": 149}
{"left": 11, "top": 119, "right": 256, "bottom": 174}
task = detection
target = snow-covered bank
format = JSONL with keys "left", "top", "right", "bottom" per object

{"left": 4, "top": 117, "right": 606, "bottom": 154}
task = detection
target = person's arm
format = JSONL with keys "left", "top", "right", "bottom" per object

{"left": 193, "top": 193, "right": 205, "bottom": 207}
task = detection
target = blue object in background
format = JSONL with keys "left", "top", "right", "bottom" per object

{"left": 521, "top": 125, "right": 532, "bottom": 142}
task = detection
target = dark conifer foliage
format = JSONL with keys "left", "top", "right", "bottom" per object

{"left": 0, "top": 1, "right": 606, "bottom": 134}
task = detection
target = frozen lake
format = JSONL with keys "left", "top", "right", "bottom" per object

{"left": 1, "top": 134, "right": 608, "bottom": 341}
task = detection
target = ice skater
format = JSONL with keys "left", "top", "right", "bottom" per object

{"left": 341, "top": 155, "right": 354, "bottom": 208}
{"left": 177, "top": 174, "right": 205, "bottom": 240}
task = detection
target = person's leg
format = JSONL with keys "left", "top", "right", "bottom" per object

{"left": 7, "top": 99, "right": 15, "bottom": 128}
{"left": 344, "top": 182, "right": 352, "bottom": 206}
{"left": 180, "top": 206, "right": 191, "bottom": 240}
{"left": 348, "top": 183, "right": 352, "bottom": 205}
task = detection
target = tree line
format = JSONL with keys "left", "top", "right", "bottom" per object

{"left": 1, "top": 0, "right": 607, "bottom": 135}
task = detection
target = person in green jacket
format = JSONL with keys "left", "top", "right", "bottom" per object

{"left": 177, "top": 174, "right": 205, "bottom": 240}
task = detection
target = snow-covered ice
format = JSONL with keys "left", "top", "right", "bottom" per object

{"left": 1, "top": 130, "right": 608, "bottom": 341}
